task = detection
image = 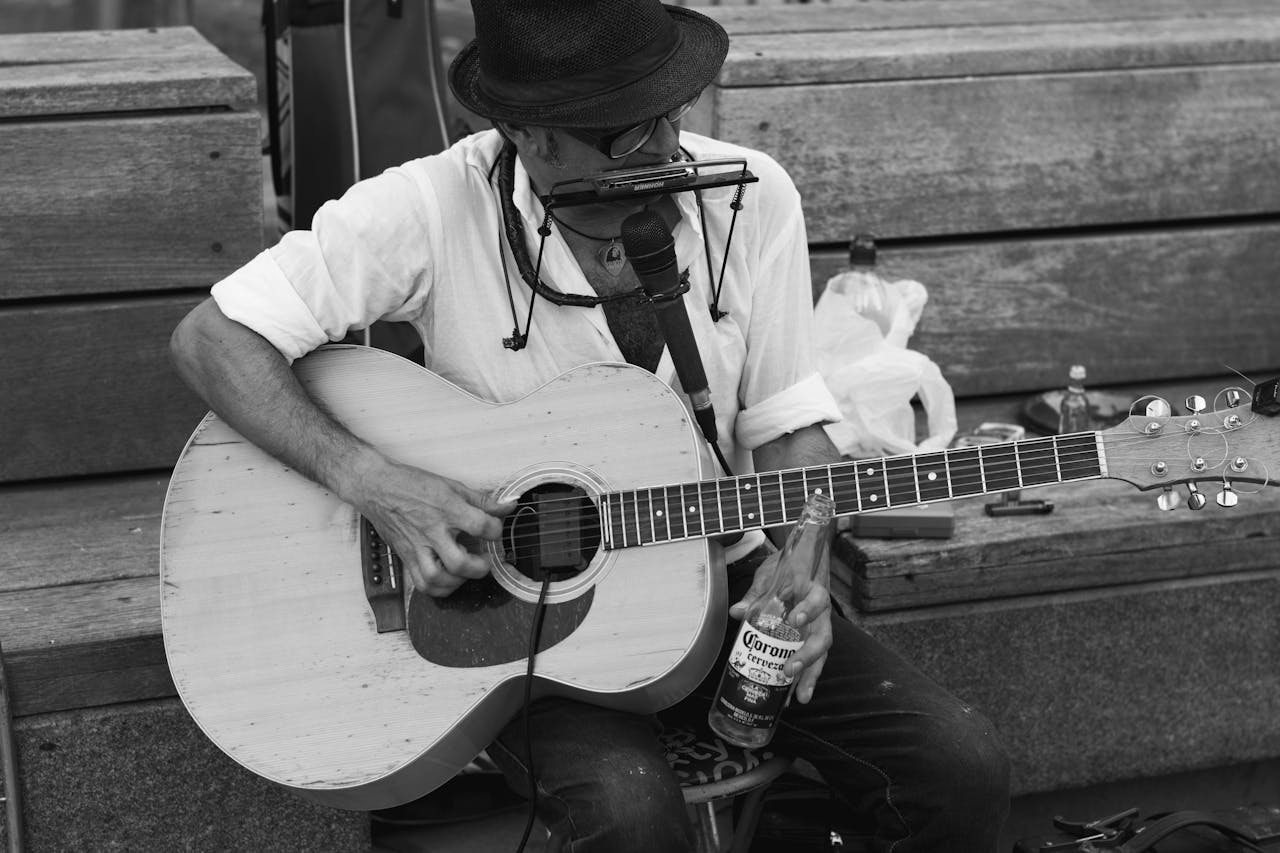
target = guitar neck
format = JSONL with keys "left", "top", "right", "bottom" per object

{"left": 600, "top": 431, "right": 1105, "bottom": 548}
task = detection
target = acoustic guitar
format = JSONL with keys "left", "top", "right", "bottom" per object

{"left": 160, "top": 345, "right": 1279, "bottom": 809}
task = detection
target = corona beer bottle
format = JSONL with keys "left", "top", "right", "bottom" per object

{"left": 708, "top": 491, "right": 836, "bottom": 748}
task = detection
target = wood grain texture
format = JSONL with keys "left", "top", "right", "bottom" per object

{"left": 0, "top": 27, "right": 256, "bottom": 117}
{"left": 0, "top": 296, "right": 210, "bottom": 482}
{"left": 0, "top": 111, "right": 262, "bottom": 300}
{"left": 0, "top": 578, "right": 171, "bottom": 717}
{"left": 716, "top": 64, "right": 1280, "bottom": 241}
{"left": 716, "top": 14, "right": 1280, "bottom": 86}
{"left": 161, "top": 347, "right": 726, "bottom": 809}
{"left": 808, "top": 223, "right": 1280, "bottom": 397}
{"left": 704, "top": 0, "right": 1278, "bottom": 37}
{"left": 837, "top": 479, "right": 1280, "bottom": 610}
{"left": 0, "top": 474, "right": 168, "bottom": 593}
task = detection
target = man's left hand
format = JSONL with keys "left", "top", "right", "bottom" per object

{"left": 728, "top": 551, "right": 834, "bottom": 704}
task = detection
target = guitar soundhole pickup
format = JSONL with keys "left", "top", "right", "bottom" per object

{"left": 502, "top": 483, "right": 600, "bottom": 583}
{"left": 361, "top": 518, "right": 405, "bottom": 632}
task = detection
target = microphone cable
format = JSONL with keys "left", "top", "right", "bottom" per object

{"left": 513, "top": 573, "right": 553, "bottom": 853}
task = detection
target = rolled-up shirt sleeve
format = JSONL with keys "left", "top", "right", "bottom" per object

{"left": 211, "top": 164, "right": 436, "bottom": 363}
{"left": 732, "top": 154, "right": 842, "bottom": 451}
{"left": 734, "top": 371, "right": 841, "bottom": 451}
{"left": 211, "top": 248, "right": 330, "bottom": 362}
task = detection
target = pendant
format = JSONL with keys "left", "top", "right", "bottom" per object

{"left": 597, "top": 239, "right": 627, "bottom": 277}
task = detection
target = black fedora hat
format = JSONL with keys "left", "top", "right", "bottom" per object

{"left": 448, "top": 0, "right": 729, "bottom": 129}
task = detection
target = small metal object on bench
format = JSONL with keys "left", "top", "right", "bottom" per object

{"left": 985, "top": 490, "right": 1054, "bottom": 517}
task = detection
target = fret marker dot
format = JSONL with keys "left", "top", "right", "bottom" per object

{"left": 927, "top": 472, "right": 938, "bottom": 481}
{"left": 688, "top": 507, "right": 697, "bottom": 514}
{"left": 865, "top": 467, "right": 876, "bottom": 476}
{"left": 744, "top": 483, "right": 753, "bottom": 491}
{"left": 869, "top": 494, "right": 879, "bottom": 503}
{"left": 748, "top": 512, "right": 756, "bottom": 520}
{"left": 656, "top": 510, "right": 664, "bottom": 517}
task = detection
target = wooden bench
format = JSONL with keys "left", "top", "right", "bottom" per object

{"left": 5, "top": 3, "right": 1280, "bottom": 848}
{"left": 0, "top": 28, "right": 370, "bottom": 852}
{"left": 694, "top": 0, "right": 1280, "bottom": 804}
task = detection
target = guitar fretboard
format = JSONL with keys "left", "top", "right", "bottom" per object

{"left": 601, "top": 432, "right": 1103, "bottom": 548}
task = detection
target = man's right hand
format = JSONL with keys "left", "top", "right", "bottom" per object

{"left": 355, "top": 457, "right": 518, "bottom": 597}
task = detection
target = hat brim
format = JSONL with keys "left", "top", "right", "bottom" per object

{"left": 448, "top": 5, "right": 728, "bottom": 129}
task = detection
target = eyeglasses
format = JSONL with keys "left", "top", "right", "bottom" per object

{"left": 563, "top": 95, "right": 700, "bottom": 160}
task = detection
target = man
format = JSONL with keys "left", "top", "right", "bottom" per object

{"left": 170, "top": 0, "right": 1011, "bottom": 849}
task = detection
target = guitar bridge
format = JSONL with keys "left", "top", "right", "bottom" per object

{"left": 360, "top": 518, "right": 405, "bottom": 632}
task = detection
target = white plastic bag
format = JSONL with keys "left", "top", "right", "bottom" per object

{"left": 815, "top": 268, "right": 957, "bottom": 459}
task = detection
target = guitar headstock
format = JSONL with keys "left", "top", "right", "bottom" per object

{"left": 1100, "top": 378, "right": 1280, "bottom": 510}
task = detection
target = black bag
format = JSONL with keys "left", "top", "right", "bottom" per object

{"left": 1014, "top": 805, "right": 1280, "bottom": 852}
{"left": 262, "top": 0, "right": 454, "bottom": 236}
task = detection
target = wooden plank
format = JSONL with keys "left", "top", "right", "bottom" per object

{"left": 838, "top": 480, "right": 1280, "bottom": 610}
{"left": 719, "top": 64, "right": 1280, "bottom": 241}
{"left": 807, "top": 222, "right": 1280, "bottom": 396}
{"left": 0, "top": 111, "right": 262, "bottom": 300}
{"left": 0, "top": 576, "right": 170, "bottom": 717}
{"left": 0, "top": 27, "right": 256, "bottom": 117}
{"left": 0, "top": 296, "right": 211, "bottom": 482}
{"left": 0, "top": 475, "right": 168, "bottom": 594}
{"left": 3, "top": 634, "right": 174, "bottom": 718}
{"left": 715, "top": 16, "right": 1280, "bottom": 86}
{"left": 704, "top": 0, "right": 1279, "bottom": 36}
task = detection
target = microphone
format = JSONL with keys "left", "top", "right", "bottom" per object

{"left": 621, "top": 210, "right": 718, "bottom": 444}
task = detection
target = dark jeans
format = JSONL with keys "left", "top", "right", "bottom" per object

{"left": 489, "top": 554, "right": 1012, "bottom": 852}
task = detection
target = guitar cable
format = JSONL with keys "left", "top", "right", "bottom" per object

{"left": 513, "top": 573, "right": 554, "bottom": 853}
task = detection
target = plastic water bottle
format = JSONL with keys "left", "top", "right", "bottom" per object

{"left": 1058, "top": 364, "right": 1091, "bottom": 433}
{"left": 707, "top": 491, "right": 836, "bottom": 748}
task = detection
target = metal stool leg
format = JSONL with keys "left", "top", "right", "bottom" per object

{"left": 727, "top": 784, "right": 772, "bottom": 853}
{"left": 693, "top": 800, "right": 722, "bottom": 853}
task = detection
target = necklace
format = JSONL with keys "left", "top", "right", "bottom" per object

{"left": 547, "top": 211, "right": 627, "bottom": 277}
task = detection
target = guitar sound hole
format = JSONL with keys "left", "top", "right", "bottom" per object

{"left": 502, "top": 483, "right": 600, "bottom": 582}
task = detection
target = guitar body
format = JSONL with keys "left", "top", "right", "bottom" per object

{"left": 161, "top": 346, "right": 725, "bottom": 810}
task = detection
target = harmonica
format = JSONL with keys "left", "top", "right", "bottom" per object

{"left": 541, "top": 157, "right": 758, "bottom": 209}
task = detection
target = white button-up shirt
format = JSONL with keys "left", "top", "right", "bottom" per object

{"left": 212, "top": 130, "right": 840, "bottom": 481}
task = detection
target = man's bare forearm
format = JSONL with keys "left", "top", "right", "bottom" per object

{"left": 169, "top": 297, "right": 383, "bottom": 503}
{"left": 752, "top": 422, "right": 841, "bottom": 547}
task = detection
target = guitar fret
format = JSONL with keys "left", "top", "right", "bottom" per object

{"left": 777, "top": 471, "right": 787, "bottom": 525}
{"left": 884, "top": 456, "right": 916, "bottom": 507}
{"left": 945, "top": 449, "right": 954, "bottom": 500}
{"left": 916, "top": 451, "right": 950, "bottom": 503}
{"left": 658, "top": 487, "right": 671, "bottom": 542}
{"left": 716, "top": 479, "right": 727, "bottom": 532}
{"left": 1053, "top": 437, "right": 1064, "bottom": 483}
{"left": 755, "top": 476, "right": 766, "bottom": 526}
{"left": 1021, "top": 438, "right": 1060, "bottom": 487}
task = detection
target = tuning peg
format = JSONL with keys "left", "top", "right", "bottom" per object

{"left": 1217, "top": 482, "right": 1239, "bottom": 508}
{"left": 1225, "top": 389, "right": 1245, "bottom": 408}
{"left": 1158, "top": 486, "right": 1181, "bottom": 511}
{"left": 1186, "top": 483, "right": 1207, "bottom": 510}
{"left": 1144, "top": 398, "right": 1172, "bottom": 418}
{"left": 1185, "top": 395, "right": 1207, "bottom": 415}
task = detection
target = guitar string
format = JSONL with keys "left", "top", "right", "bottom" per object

{"left": 483, "top": 427, "right": 1265, "bottom": 551}
{"left": 490, "top": 426, "right": 1259, "bottom": 528}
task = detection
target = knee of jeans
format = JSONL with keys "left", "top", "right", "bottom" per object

{"left": 917, "top": 705, "right": 1013, "bottom": 806}
{"left": 552, "top": 756, "right": 694, "bottom": 852}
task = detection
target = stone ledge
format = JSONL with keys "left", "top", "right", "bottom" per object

{"left": 856, "top": 570, "right": 1280, "bottom": 795}
{"left": 0, "top": 699, "right": 370, "bottom": 853}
